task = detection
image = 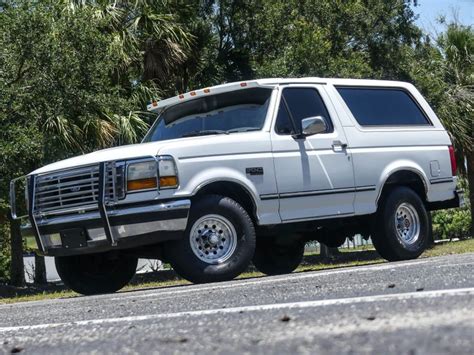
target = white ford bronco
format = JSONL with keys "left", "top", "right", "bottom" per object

{"left": 11, "top": 78, "right": 464, "bottom": 295}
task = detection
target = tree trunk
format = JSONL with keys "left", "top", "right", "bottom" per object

{"left": 34, "top": 254, "right": 47, "bottom": 284}
{"left": 466, "top": 150, "right": 474, "bottom": 237}
{"left": 8, "top": 214, "right": 25, "bottom": 287}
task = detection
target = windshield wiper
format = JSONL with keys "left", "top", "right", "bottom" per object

{"left": 181, "top": 130, "right": 228, "bottom": 138}
{"left": 225, "top": 127, "right": 260, "bottom": 134}
{"left": 181, "top": 128, "right": 259, "bottom": 138}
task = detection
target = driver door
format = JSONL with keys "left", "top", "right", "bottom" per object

{"left": 270, "top": 85, "right": 355, "bottom": 221}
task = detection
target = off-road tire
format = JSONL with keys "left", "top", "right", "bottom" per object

{"left": 372, "top": 186, "right": 431, "bottom": 261}
{"left": 55, "top": 252, "right": 138, "bottom": 295}
{"left": 165, "top": 195, "right": 256, "bottom": 283}
{"left": 253, "top": 238, "right": 305, "bottom": 275}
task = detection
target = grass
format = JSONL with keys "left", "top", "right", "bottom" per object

{"left": 0, "top": 290, "right": 76, "bottom": 304}
{"left": 422, "top": 238, "right": 474, "bottom": 257}
{"left": 1, "top": 238, "right": 473, "bottom": 305}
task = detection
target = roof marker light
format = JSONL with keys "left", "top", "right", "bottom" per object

{"left": 190, "top": 91, "right": 197, "bottom": 96}
{"left": 203, "top": 88, "right": 210, "bottom": 93}
{"left": 152, "top": 101, "right": 158, "bottom": 107}
{"left": 178, "top": 94, "right": 184, "bottom": 99}
{"left": 240, "top": 82, "right": 247, "bottom": 87}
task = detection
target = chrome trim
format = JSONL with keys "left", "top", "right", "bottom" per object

{"left": 395, "top": 202, "right": 421, "bottom": 249}
{"left": 36, "top": 176, "right": 97, "bottom": 192}
{"left": 88, "top": 218, "right": 188, "bottom": 240}
{"left": 99, "top": 162, "right": 116, "bottom": 246}
{"left": 124, "top": 155, "right": 179, "bottom": 193}
{"left": 29, "top": 176, "right": 45, "bottom": 252}
{"left": 429, "top": 177, "right": 455, "bottom": 185}
{"left": 34, "top": 163, "right": 125, "bottom": 214}
{"left": 9, "top": 175, "right": 28, "bottom": 220}
{"left": 26, "top": 199, "right": 191, "bottom": 229}
{"left": 37, "top": 204, "right": 98, "bottom": 217}
{"left": 125, "top": 157, "right": 161, "bottom": 194}
{"left": 16, "top": 155, "right": 183, "bottom": 254}
{"left": 157, "top": 155, "right": 179, "bottom": 190}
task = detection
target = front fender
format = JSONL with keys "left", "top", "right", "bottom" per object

{"left": 179, "top": 166, "right": 261, "bottom": 203}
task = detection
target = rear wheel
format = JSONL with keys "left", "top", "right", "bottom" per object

{"left": 372, "top": 186, "right": 431, "bottom": 261}
{"left": 55, "top": 252, "right": 138, "bottom": 295}
{"left": 165, "top": 195, "right": 256, "bottom": 283}
{"left": 253, "top": 238, "right": 305, "bottom": 275}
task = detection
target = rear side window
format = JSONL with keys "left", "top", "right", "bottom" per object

{"left": 336, "top": 87, "right": 430, "bottom": 126}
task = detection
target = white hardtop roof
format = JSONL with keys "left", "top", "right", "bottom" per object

{"left": 147, "top": 77, "right": 412, "bottom": 112}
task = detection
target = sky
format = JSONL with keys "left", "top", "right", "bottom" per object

{"left": 413, "top": 0, "right": 473, "bottom": 35}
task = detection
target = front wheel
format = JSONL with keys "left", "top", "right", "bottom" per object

{"left": 253, "top": 238, "right": 305, "bottom": 275}
{"left": 164, "top": 195, "right": 256, "bottom": 283}
{"left": 372, "top": 186, "right": 431, "bottom": 261}
{"left": 55, "top": 252, "right": 138, "bottom": 295}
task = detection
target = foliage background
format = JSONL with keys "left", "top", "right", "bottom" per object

{"left": 0, "top": 0, "right": 472, "bottom": 284}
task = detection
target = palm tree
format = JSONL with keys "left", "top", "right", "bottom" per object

{"left": 66, "top": 0, "right": 193, "bottom": 90}
{"left": 437, "top": 23, "right": 473, "bottom": 235}
{"left": 11, "top": 1, "right": 194, "bottom": 284}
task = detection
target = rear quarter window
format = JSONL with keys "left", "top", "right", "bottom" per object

{"left": 336, "top": 87, "right": 431, "bottom": 126}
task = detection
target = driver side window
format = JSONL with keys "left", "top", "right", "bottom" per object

{"left": 275, "top": 87, "right": 333, "bottom": 135}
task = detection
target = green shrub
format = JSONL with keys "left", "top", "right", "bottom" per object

{"left": 432, "top": 179, "right": 471, "bottom": 240}
{"left": 0, "top": 221, "right": 11, "bottom": 283}
{"left": 432, "top": 208, "right": 471, "bottom": 240}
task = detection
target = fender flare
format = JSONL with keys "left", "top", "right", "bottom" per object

{"left": 375, "top": 163, "right": 429, "bottom": 205}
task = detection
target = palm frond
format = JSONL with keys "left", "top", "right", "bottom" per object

{"left": 82, "top": 115, "right": 117, "bottom": 149}
{"left": 42, "top": 115, "right": 82, "bottom": 151}
{"left": 105, "top": 111, "right": 149, "bottom": 145}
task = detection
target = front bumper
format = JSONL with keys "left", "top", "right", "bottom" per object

{"left": 22, "top": 199, "right": 190, "bottom": 256}
{"left": 16, "top": 160, "right": 190, "bottom": 257}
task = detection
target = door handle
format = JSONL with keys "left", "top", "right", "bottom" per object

{"left": 332, "top": 141, "right": 347, "bottom": 152}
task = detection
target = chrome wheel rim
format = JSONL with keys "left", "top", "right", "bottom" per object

{"left": 394, "top": 202, "right": 420, "bottom": 247}
{"left": 189, "top": 214, "right": 237, "bottom": 264}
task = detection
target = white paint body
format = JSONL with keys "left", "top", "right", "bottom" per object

{"left": 31, "top": 78, "right": 457, "bottom": 226}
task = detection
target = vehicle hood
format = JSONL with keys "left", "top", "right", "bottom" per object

{"left": 30, "top": 132, "right": 269, "bottom": 176}
{"left": 31, "top": 141, "right": 167, "bottom": 175}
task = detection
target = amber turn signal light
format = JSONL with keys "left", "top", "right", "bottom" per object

{"left": 159, "top": 176, "right": 178, "bottom": 188}
{"left": 127, "top": 178, "right": 157, "bottom": 191}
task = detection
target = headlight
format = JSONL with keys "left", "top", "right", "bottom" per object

{"left": 126, "top": 157, "right": 178, "bottom": 192}
{"left": 158, "top": 158, "right": 179, "bottom": 189}
{"left": 127, "top": 161, "right": 158, "bottom": 191}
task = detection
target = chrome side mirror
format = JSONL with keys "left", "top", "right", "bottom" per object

{"left": 301, "top": 116, "right": 327, "bottom": 136}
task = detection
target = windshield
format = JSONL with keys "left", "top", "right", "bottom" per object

{"left": 143, "top": 88, "right": 273, "bottom": 142}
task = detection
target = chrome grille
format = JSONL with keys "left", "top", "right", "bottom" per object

{"left": 34, "top": 164, "right": 124, "bottom": 214}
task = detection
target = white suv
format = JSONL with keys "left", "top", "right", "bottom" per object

{"left": 11, "top": 78, "right": 464, "bottom": 294}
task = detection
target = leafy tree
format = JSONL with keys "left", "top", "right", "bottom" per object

{"left": 64, "top": 0, "right": 194, "bottom": 95}
{"left": 407, "top": 22, "right": 473, "bottom": 235}
{"left": 200, "top": 0, "right": 421, "bottom": 81}
{"left": 1, "top": 0, "right": 471, "bottom": 286}
{"left": 438, "top": 24, "right": 473, "bottom": 235}
{"left": 0, "top": 0, "right": 193, "bottom": 284}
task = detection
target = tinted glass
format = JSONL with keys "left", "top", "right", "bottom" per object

{"left": 337, "top": 87, "right": 430, "bottom": 126}
{"left": 275, "top": 88, "right": 333, "bottom": 135}
{"left": 275, "top": 100, "right": 294, "bottom": 134}
{"left": 143, "top": 88, "right": 272, "bottom": 142}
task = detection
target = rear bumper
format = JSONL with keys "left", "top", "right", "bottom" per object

{"left": 22, "top": 199, "right": 190, "bottom": 257}
{"left": 428, "top": 189, "right": 465, "bottom": 211}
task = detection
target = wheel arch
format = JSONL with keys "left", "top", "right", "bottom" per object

{"left": 193, "top": 179, "right": 259, "bottom": 224}
{"left": 376, "top": 166, "right": 429, "bottom": 207}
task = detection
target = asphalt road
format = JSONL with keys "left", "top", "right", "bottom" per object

{"left": 1, "top": 253, "right": 473, "bottom": 354}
